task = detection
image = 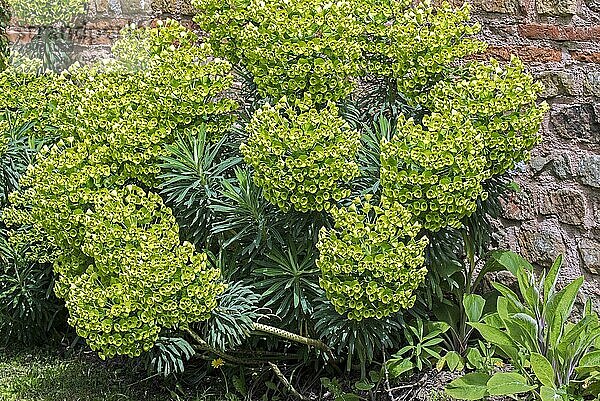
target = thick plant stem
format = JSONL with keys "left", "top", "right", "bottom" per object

{"left": 185, "top": 324, "right": 330, "bottom": 367}
{"left": 252, "top": 323, "right": 330, "bottom": 352}
{"left": 184, "top": 328, "right": 258, "bottom": 366}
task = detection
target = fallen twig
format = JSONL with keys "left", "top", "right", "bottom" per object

{"left": 268, "top": 362, "right": 309, "bottom": 401}
{"left": 382, "top": 354, "right": 397, "bottom": 401}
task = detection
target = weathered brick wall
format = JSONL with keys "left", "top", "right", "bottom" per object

{"left": 461, "top": 0, "right": 600, "bottom": 304}
{"left": 7, "top": 0, "right": 155, "bottom": 62}
{"left": 6, "top": 0, "right": 600, "bottom": 301}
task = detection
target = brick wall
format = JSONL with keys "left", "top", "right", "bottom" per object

{"left": 6, "top": 0, "right": 600, "bottom": 303}
{"left": 7, "top": 0, "right": 155, "bottom": 62}
{"left": 461, "top": 0, "right": 600, "bottom": 305}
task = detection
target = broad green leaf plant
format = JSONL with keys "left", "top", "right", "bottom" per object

{"left": 387, "top": 319, "right": 450, "bottom": 378}
{"left": 446, "top": 252, "right": 600, "bottom": 400}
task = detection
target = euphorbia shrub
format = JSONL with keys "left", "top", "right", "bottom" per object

{"left": 2, "top": 0, "right": 549, "bottom": 379}
{"left": 3, "top": 21, "right": 234, "bottom": 358}
{"left": 8, "top": 0, "right": 86, "bottom": 26}
{"left": 194, "top": 0, "right": 547, "bottom": 320}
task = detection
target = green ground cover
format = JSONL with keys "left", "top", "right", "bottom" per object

{"left": 0, "top": 348, "right": 178, "bottom": 401}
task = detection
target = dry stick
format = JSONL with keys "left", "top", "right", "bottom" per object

{"left": 232, "top": 349, "right": 303, "bottom": 358}
{"left": 252, "top": 323, "right": 330, "bottom": 353}
{"left": 127, "top": 373, "right": 160, "bottom": 388}
{"left": 389, "top": 371, "right": 429, "bottom": 392}
{"left": 389, "top": 372, "right": 429, "bottom": 401}
{"left": 382, "top": 354, "right": 398, "bottom": 401}
{"left": 268, "top": 362, "right": 309, "bottom": 401}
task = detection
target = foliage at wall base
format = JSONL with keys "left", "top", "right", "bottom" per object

{"left": 2, "top": 20, "right": 235, "bottom": 358}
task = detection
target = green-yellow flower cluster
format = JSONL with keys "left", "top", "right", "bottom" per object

{"left": 0, "top": 59, "right": 59, "bottom": 139}
{"left": 362, "top": 0, "right": 485, "bottom": 99}
{"left": 2, "top": 21, "right": 235, "bottom": 357}
{"left": 193, "top": 0, "right": 365, "bottom": 105}
{"left": 424, "top": 58, "right": 548, "bottom": 176}
{"left": 112, "top": 19, "right": 201, "bottom": 72}
{"left": 9, "top": 160, "right": 223, "bottom": 357}
{"left": 8, "top": 0, "right": 86, "bottom": 26}
{"left": 380, "top": 58, "right": 547, "bottom": 231}
{"left": 241, "top": 100, "right": 361, "bottom": 212}
{"left": 380, "top": 116, "right": 487, "bottom": 231}
{"left": 317, "top": 197, "right": 429, "bottom": 320}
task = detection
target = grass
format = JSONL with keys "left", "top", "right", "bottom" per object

{"left": 0, "top": 346, "right": 457, "bottom": 401}
{"left": 0, "top": 347, "right": 178, "bottom": 401}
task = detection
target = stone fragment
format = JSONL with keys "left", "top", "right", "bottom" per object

{"left": 539, "top": 188, "right": 586, "bottom": 225}
{"left": 579, "top": 239, "right": 600, "bottom": 275}
{"left": 578, "top": 154, "right": 600, "bottom": 188}
{"left": 472, "top": 0, "right": 521, "bottom": 13}
{"left": 572, "top": 52, "right": 600, "bottom": 64}
{"left": 536, "top": 71, "right": 576, "bottom": 98}
{"left": 518, "top": 221, "right": 567, "bottom": 266}
{"left": 108, "top": 0, "right": 123, "bottom": 15}
{"left": 151, "top": 0, "right": 196, "bottom": 15}
{"left": 6, "top": 28, "right": 37, "bottom": 45}
{"left": 530, "top": 155, "right": 550, "bottom": 173}
{"left": 121, "top": 0, "right": 152, "bottom": 14}
{"left": 584, "top": 71, "right": 600, "bottom": 97}
{"left": 501, "top": 188, "right": 536, "bottom": 221}
{"left": 93, "top": 0, "right": 110, "bottom": 14}
{"left": 519, "top": 24, "right": 600, "bottom": 41}
{"left": 550, "top": 154, "right": 573, "bottom": 179}
{"left": 591, "top": 196, "right": 600, "bottom": 228}
{"left": 536, "top": 0, "right": 579, "bottom": 15}
{"left": 474, "top": 46, "right": 563, "bottom": 63}
{"left": 586, "top": 0, "right": 600, "bottom": 12}
{"left": 549, "top": 104, "right": 598, "bottom": 142}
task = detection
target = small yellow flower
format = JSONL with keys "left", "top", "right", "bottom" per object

{"left": 211, "top": 358, "right": 225, "bottom": 368}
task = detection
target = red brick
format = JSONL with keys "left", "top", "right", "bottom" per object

{"left": 82, "top": 18, "right": 131, "bottom": 31}
{"left": 470, "top": 45, "right": 563, "bottom": 63}
{"left": 72, "top": 33, "right": 113, "bottom": 46}
{"left": 6, "top": 28, "right": 38, "bottom": 45}
{"left": 570, "top": 51, "right": 600, "bottom": 63}
{"left": 519, "top": 24, "right": 600, "bottom": 41}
